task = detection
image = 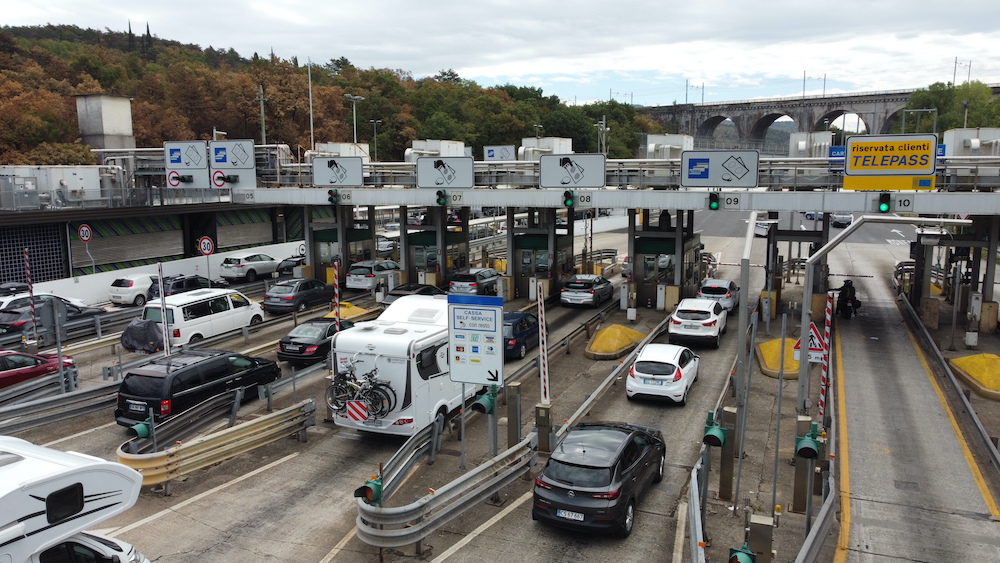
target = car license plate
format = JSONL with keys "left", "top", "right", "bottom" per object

{"left": 285, "top": 345, "right": 300, "bottom": 351}
{"left": 556, "top": 509, "right": 584, "bottom": 521}
{"left": 644, "top": 378, "right": 664, "bottom": 386}
{"left": 127, "top": 401, "right": 146, "bottom": 413}
{"left": 362, "top": 419, "right": 382, "bottom": 427}
{"left": 683, "top": 324, "right": 698, "bottom": 330}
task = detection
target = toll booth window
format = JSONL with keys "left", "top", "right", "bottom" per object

{"left": 660, "top": 254, "right": 676, "bottom": 280}
{"left": 643, "top": 256, "right": 657, "bottom": 282}
{"left": 535, "top": 251, "right": 549, "bottom": 275}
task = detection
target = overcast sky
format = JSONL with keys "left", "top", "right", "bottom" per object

{"left": 6, "top": 0, "right": 1000, "bottom": 106}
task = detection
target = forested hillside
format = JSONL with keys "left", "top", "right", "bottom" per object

{"left": 0, "top": 24, "right": 663, "bottom": 164}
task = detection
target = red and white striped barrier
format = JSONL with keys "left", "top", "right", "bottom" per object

{"left": 818, "top": 291, "right": 833, "bottom": 421}
{"left": 332, "top": 261, "right": 341, "bottom": 331}
{"left": 537, "top": 280, "right": 550, "bottom": 405}
{"left": 25, "top": 248, "right": 37, "bottom": 342}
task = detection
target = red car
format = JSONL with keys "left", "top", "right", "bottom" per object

{"left": 0, "top": 349, "right": 75, "bottom": 390}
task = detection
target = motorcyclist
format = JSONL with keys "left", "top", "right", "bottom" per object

{"left": 836, "top": 280, "right": 858, "bottom": 318}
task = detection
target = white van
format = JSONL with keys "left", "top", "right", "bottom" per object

{"left": 0, "top": 436, "right": 150, "bottom": 563}
{"left": 140, "top": 288, "right": 264, "bottom": 346}
{"left": 329, "top": 295, "right": 477, "bottom": 436}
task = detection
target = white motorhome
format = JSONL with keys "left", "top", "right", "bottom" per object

{"left": 329, "top": 294, "right": 477, "bottom": 436}
{"left": 0, "top": 436, "right": 149, "bottom": 563}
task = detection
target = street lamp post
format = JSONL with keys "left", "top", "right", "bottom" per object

{"left": 369, "top": 119, "right": 382, "bottom": 161}
{"left": 533, "top": 124, "right": 543, "bottom": 138}
{"left": 345, "top": 94, "right": 365, "bottom": 144}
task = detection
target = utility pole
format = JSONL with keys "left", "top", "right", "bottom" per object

{"left": 256, "top": 84, "right": 267, "bottom": 145}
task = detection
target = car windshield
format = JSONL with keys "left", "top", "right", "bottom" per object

{"left": 502, "top": 324, "right": 513, "bottom": 337}
{"left": 287, "top": 323, "right": 326, "bottom": 338}
{"left": 452, "top": 274, "right": 477, "bottom": 282}
{"left": 222, "top": 258, "right": 241, "bottom": 265}
{"left": 676, "top": 309, "right": 711, "bottom": 320}
{"left": 279, "top": 259, "right": 299, "bottom": 268}
{"left": 269, "top": 284, "right": 295, "bottom": 295}
{"left": 566, "top": 280, "right": 593, "bottom": 289}
{"left": 120, "top": 373, "right": 166, "bottom": 396}
{"left": 349, "top": 267, "right": 373, "bottom": 276}
{"left": 634, "top": 360, "right": 676, "bottom": 375}
{"left": 700, "top": 286, "right": 729, "bottom": 296}
{"left": 112, "top": 278, "right": 134, "bottom": 287}
{"left": 544, "top": 459, "right": 611, "bottom": 487}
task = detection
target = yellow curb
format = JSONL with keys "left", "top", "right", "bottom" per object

{"left": 754, "top": 338, "right": 801, "bottom": 380}
{"left": 949, "top": 355, "right": 1000, "bottom": 401}
{"left": 585, "top": 324, "right": 647, "bottom": 360}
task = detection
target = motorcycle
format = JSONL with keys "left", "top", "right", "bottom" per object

{"left": 837, "top": 295, "right": 861, "bottom": 319}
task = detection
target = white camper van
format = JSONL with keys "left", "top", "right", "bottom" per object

{"left": 140, "top": 288, "right": 264, "bottom": 346}
{"left": 0, "top": 436, "right": 149, "bottom": 563}
{"left": 329, "top": 294, "right": 478, "bottom": 436}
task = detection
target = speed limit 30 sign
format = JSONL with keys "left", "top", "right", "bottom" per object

{"left": 198, "top": 236, "right": 215, "bottom": 256}
{"left": 78, "top": 224, "right": 93, "bottom": 243}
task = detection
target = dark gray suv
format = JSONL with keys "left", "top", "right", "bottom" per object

{"left": 532, "top": 421, "right": 665, "bottom": 537}
{"left": 114, "top": 349, "right": 280, "bottom": 426}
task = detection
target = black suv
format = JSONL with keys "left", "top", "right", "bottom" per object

{"left": 532, "top": 422, "right": 665, "bottom": 537}
{"left": 147, "top": 274, "right": 228, "bottom": 299}
{"left": 114, "top": 349, "right": 280, "bottom": 426}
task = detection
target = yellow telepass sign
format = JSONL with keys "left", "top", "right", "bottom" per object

{"left": 844, "top": 134, "right": 937, "bottom": 176}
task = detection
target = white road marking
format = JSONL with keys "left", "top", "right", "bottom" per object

{"left": 430, "top": 490, "right": 533, "bottom": 562}
{"left": 43, "top": 422, "right": 118, "bottom": 447}
{"left": 674, "top": 500, "right": 688, "bottom": 563}
{"left": 106, "top": 453, "right": 298, "bottom": 537}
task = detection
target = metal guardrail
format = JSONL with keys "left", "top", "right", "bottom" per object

{"left": 119, "top": 389, "right": 247, "bottom": 456}
{"left": 0, "top": 367, "right": 77, "bottom": 407}
{"left": 893, "top": 283, "right": 1000, "bottom": 474}
{"left": 0, "top": 308, "right": 138, "bottom": 349}
{"left": 117, "top": 399, "right": 316, "bottom": 487}
{"left": 353, "top": 302, "right": 644, "bottom": 548}
{"left": 0, "top": 379, "right": 119, "bottom": 434}
{"left": 356, "top": 433, "right": 536, "bottom": 548}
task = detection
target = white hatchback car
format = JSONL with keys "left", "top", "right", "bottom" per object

{"left": 625, "top": 343, "right": 700, "bottom": 405}
{"left": 220, "top": 252, "right": 280, "bottom": 282}
{"left": 667, "top": 298, "right": 728, "bottom": 349}
{"left": 109, "top": 273, "right": 157, "bottom": 307}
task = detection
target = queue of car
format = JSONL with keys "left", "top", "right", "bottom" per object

{"left": 6, "top": 249, "right": 747, "bottom": 545}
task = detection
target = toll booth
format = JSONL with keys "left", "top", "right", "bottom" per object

{"left": 627, "top": 209, "right": 702, "bottom": 310}
{"left": 510, "top": 208, "right": 573, "bottom": 300}
{"left": 404, "top": 206, "right": 471, "bottom": 287}
{"left": 305, "top": 206, "right": 345, "bottom": 285}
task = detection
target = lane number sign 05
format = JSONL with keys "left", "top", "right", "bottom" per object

{"left": 78, "top": 224, "right": 93, "bottom": 243}
{"left": 198, "top": 236, "right": 215, "bottom": 256}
